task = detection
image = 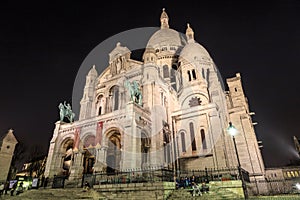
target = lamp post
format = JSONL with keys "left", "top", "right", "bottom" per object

{"left": 227, "top": 122, "right": 248, "bottom": 199}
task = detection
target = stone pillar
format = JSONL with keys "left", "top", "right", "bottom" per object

{"left": 95, "top": 121, "right": 103, "bottom": 145}
{"left": 93, "top": 145, "right": 106, "bottom": 172}
{"left": 73, "top": 127, "right": 81, "bottom": 150}
{"left": 208, "top": 109, "right": 227, "bottom": 169}
{"left": 44, "top": 121, "right": 63, "bottom": 178}
{"left": 68, "top": 149, "right": 84, "bottom": 181}
{"left": 121, "top": 102, "right": 136, "bottom": 170}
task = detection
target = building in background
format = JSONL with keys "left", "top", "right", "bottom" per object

{"left": 293, "top": 136, "right": 300, "bottom": 158}
{"left": 0, "top": 129, "right": 18, "bottom": 182}
{"left": 45, "top": 9, "right": 265, "bottom": 183}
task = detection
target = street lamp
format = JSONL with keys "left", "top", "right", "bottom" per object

{"left": 227, "top": 122, "right": 248, "bottom": 199}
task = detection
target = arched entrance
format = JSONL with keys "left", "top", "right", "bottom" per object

{"left": 106, "top": 130, "right": 121, "bottom": 174}
{"left": 83, "top": 135, "right": 96, "bottom": 174}
{"left": 61, "top": 139, "right": 74, "bottom": 176}
{"left": 141, "top": 132, "right": 150, "bottom": 168}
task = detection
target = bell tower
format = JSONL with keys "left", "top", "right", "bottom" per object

{"left": 226, "top": 73, "right": 265, "bottom": 181}
{"left": 0, "top": 129, "right": 18, "bottom": 182}
{"left": 79, "top": 65, "right": 98, "bottom": 120}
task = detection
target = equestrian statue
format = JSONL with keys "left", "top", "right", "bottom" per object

{"left": 58, "top": 101, "right": 75, "bottom": 122}
{"left": 124, "top": 80, "right": 143, "bottom": 106}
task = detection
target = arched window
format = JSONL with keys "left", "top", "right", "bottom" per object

{"left": 181, "top": 132, "right": 186, "bottom": 152}
{"left": 163, "top": 65, "right": 169, "bottom": 78}
{"left": 202, "top": 68, "right": 206, "bottom": 79}
{"left": 189, "top": 122, "right": 197, "bottom": 151}
{"left": 83, "top": 135, "right": 96, "bottom": 148}
{"left": 170, "top": 68, "right": 176, "bottom": 90}
{"left": 201, "top": 129, "right": 207, "bottom": 150}
{"left": 187, "top": 70, "right": 191, "bottom": 81}
{"left": 108, "top": 86, "right": 119, "bottom": 112}
{"left": 97, "top": 95, "right": 104, "bottom": 115}
{"left": 192, "top": 69, "right": 197, "bottom": 80}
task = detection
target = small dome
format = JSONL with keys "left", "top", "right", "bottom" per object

{"left": 88, "top": 65, "right": 98, "bottom": 77}
{"left": 180, "top": 42, "right": 211, "bottom": 62}
{"left": 109, "top": 42, "right": 130, "bottom": 62}
{"left": 147, "top": 28, "right": 186, "bottom": 50}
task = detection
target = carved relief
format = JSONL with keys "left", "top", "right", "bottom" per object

{"left": 189, "top": 97, "right": 202, "bottom": 107}
{"left": 111, "top": 56, "right": 127, "bottom": 76}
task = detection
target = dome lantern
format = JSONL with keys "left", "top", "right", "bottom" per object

{"left": 160, "top": 8, "right": 169, "bottom": 29}
{"left": 186, "top": 23, "right": 195, "bottom": 43}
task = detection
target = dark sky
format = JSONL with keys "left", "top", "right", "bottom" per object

{"left": 0, "top": 0, "right": 299, "bottom": 168}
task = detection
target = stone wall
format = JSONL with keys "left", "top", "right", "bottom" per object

{"left": 209, "top": 180, "right": 244, "bottom": 199}
{"left": 0, "top": 153, "right": 13, "bottom": 182}
{"left": 247, "top": 179, "right": 299, "bottom": 196}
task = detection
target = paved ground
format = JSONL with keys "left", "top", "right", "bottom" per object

{"left": 0, "top": 189, "right": 299, "bottom": 199}
{"left": 249, "top": 195, "right": 300, "bottom": 200}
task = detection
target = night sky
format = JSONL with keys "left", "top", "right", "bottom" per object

{"left": 0, "top": 0, "right": 299, "bottom": 168}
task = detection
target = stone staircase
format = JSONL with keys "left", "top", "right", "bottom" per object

{"left": 1, "top": 181, "right": 244, "bottom": 200}
{"left": 2, "top": 188, "right": 105, "bottom": 200}
{"left": 93, "top": 182, "right": 174, "bottom": 200}
{"left": 2, "top": 182, "right": 174, "bottom": 200}
{"left": 167, "top": 188, "right": 244, "bottom": 200}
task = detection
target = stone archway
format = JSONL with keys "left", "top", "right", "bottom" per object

{"left": 105, "top": 130, "right": 121, "bottom": 174}
{"left": 61, "top": 138, "right": 74, "bottom": 175}
{"left": 83, "top": 135, "right": 96, "bottom": 174}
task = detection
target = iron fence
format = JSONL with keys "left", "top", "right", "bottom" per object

{"left": 83, "top": 167, "right": 248, "bottom": 187}
{"left": 246, "top": 178, "right": 300, "bottom": 196}
{"left": 176, "top": 167, "right": 242, "bottom": 183}
{"left": 84, "top": 167, "right": 174, "bottom": 186}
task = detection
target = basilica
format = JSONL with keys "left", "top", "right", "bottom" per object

{"left": 44, "top": 9, "right": 265, "bottom": 182}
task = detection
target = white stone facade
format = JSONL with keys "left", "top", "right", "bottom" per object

{"left": 44, "top": 9, "right": 265, "bottom": 181}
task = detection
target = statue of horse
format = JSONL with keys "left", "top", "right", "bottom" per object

{"left": 59, "top": 101, "right": 75, "bottom": 122}
{"left": 124, "top": 80, "right": 142, "bottom": 106}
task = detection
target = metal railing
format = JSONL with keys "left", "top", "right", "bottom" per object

{"left": 246, "top": 178, "right": 300, "bottom": 196}
{"left": 176, "top": 167, "right": 243, "bottom": 183}
{"left": 85, "top": 167, "right": 174, "bottom": 186}
{"left": 82, "top": 167, "right": 250, "bottom": 188}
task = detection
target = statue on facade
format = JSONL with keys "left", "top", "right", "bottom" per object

{"left": 124, "top": 80, "right": 142, "bottom": 106}
{"left": 116, "top": 57, "right": 121, "bottom": 72}
{"left": 59, "top": 101, "right": 75, "bottom": 122}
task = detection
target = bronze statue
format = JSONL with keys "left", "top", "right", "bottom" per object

{"left": 124, "top": 80, "right": 142, "bottom": 106}
{"left": 59, "top": 101, "right": 75, "bottom": 122}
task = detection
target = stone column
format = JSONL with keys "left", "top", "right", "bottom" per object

{"left": 95, "top": 121, "right": 103, "bottom": 145}
{"left": 73, "top": 127, "right": 81, "bottom": 150}
{"left": 44, "top": 121, "right": 63, "bottom": 178}
{"left": 68, "top": 149, "right": 85, "bottom": 181}
{"left": 93, "top": 145, "right": 106, "bottom": 172}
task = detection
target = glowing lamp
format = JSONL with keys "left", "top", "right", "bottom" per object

{"left": 296, "top": 183, "right": 300, "bottom": 190}
{"left": 227, "top": 122, "right": 237, "bottom": 136}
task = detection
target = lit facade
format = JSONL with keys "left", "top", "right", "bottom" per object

{"left": 44, "top": 9, "right": 265, "bottom": 182}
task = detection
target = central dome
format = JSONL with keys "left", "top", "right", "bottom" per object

{"left": 180, "top": 42, "right": 211, "bottom": 61}
{"left": 146, "top": 28, "right": 187, "bottom": 49}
